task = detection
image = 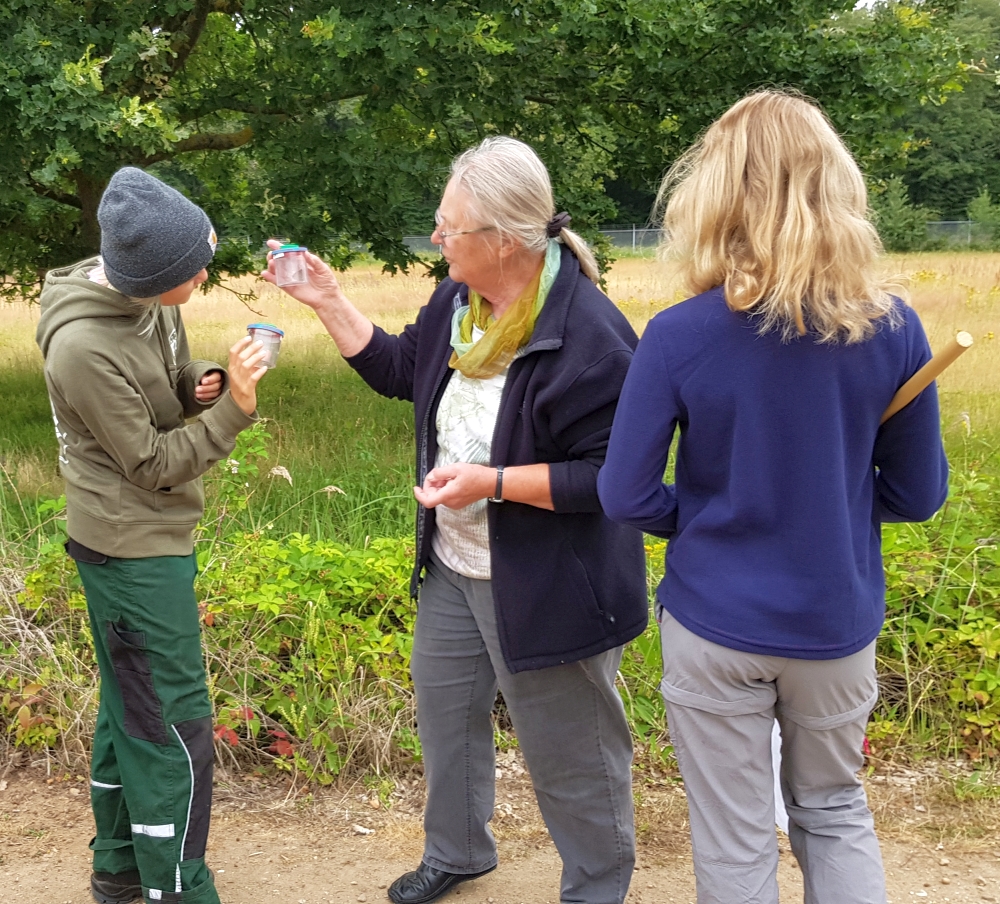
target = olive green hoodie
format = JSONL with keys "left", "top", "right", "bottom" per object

{"left": 36, "top": 257, "right": 257, "bottom": 557}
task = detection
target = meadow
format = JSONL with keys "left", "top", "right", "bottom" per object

{"left": 3, "top": 252, "right": 1000, "bottom": 782}
{"left": 6, "top": 252, "right": 998, "bottom": 524}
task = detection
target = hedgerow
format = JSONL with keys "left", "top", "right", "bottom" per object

{"left": 4, "top": 423, "right": 1000, "bottom": 780}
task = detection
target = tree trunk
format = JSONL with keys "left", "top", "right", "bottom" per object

{"left": 73, "top": 171, "right": 108, "bottom": 255}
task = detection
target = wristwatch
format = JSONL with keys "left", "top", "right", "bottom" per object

{"left": 489, "top": 466, "right": 504, "bottom": 503}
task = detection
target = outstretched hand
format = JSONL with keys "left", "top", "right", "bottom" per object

{"left": 259, "top": 238, "right": 344, "bottom": 309}
{"left": 413, "top": 463, "right": 495, "bottom": 510}
{"left": 228, "top": 336, "right": 269, "bottom": 415}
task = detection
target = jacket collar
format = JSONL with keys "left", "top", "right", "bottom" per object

{"left": 521, "top": 244, "right": 578, "bottom": 355}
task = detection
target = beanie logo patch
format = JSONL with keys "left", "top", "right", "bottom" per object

{"left": 208, "top": 227, "right": 218, "bottom": 252}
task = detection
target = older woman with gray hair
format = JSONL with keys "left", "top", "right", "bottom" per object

{"left": 263, "top": 136, "right": 646, "bottom": 904}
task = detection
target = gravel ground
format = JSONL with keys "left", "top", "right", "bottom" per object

{"left": 2, "top": 751, "right": 999, "bottom": 904}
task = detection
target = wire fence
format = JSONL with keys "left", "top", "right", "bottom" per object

{"left": 238, "top": 221, "right": 994, "bottom": 255}
{"left": 407, "top": 222, "right": 994, "bottom": 252}
{"left": 926, "top": 220, "right": 994, "bottom": 247}
{"left": 403, "top": 225, "right": 663, "bottom": 253}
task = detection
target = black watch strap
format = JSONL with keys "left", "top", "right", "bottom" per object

{"left": 489, "top": 466, "right": 504, "bottom": 503}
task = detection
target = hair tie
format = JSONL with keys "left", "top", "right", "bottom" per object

{"left": 546, "top": 212, "right": 571, "bottom": 237}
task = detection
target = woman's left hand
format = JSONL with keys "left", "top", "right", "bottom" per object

{"left": 414, "top": 463, "right": 494, "bottom": 509}
{"left": 194, "top": 370, "right": 224, "bottom": 403}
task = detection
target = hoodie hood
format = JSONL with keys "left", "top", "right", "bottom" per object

{"left": 36, "top": 257, "right": 147, "bottom": 357}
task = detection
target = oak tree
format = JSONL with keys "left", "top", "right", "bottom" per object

{"left": 0, "top": 0, "right": 967, "bottom": 296}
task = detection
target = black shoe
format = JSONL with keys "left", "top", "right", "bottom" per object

{"left": 387, "top": 862, "right": 497, "bottom": 904}
{"left": 91, "top": 869, "right": 142, "bottom": 904}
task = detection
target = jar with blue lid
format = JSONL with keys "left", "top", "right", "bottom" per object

{"left": 271, "top": 243, "right": 309, "bottom": 287}
{"left": 246, "top": 322, "right": 284, "bottom": 368}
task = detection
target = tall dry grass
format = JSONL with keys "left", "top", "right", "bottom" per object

{"left": 606, "top": 253, "right": 1000, "bottom": 386}
{"left": 2, "top": 250, "right": 998, "bottom": 498}
{"left": 5, "top": 251, "right": 998, "bottom": 369}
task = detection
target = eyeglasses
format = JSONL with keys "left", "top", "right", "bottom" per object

{"left": 436, "top": 226, "right": 493, "bottom": 242}
{"left": 434, "top": 212, "right": 494, "bottom": 243}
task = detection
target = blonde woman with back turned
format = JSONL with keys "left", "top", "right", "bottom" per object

{"left": 598, "top": 91, "right": 948, "bottom": 903}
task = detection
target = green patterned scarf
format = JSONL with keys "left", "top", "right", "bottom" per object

{"left": 449, "top": 240, "right": 561, "bottom": 379}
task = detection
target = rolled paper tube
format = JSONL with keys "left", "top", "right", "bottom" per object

{"left": 880, "top": 330, "right": 973, "bottom": 424}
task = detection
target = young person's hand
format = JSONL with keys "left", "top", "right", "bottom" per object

{"left": 194, "top": 370, "right": 224, "bottom": 403}
{"left": 228, "top": 337, "right": 268, "bottom": 415}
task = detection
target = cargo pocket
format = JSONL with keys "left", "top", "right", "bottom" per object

{"left": 106, "top": 622, "right": 169, "bottom": 745}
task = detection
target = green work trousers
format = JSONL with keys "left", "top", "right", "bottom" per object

{"left": 77, "top": 552, "right": 221, "bottom": 904}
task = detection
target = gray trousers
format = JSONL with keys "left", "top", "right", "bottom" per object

{"left": 658, "top": 608, "right": 886, "bottom": 904}
{"left": 411, "top": 554, "right": 636, "bottom": 904}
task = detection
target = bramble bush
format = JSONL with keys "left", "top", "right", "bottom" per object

{"left": 5, "top": 422, "right": 1000, "bottom": 780}
{"left": 11, "top": 507, "right": 421, "bottom": 781}
{"left": 876, "top": 464, "right": 1000, "bottom": 761}
{"left": 197, "top": 531, "right": 417, "bottom": 782}
{"left": 5, "top": 424, "right": 422, "bottom": 781}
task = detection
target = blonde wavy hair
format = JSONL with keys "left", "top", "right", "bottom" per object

{"left": 658, "top": 90, "right": 897, "bottom": 344}
{"left": 450, "top": 136, "right": 600, "bottom": 283}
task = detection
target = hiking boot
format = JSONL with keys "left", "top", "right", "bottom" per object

{"left": 91, "top": 869, "right": 142, "bottom": 904}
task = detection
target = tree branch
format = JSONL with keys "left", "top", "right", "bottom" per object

{"left": 176, "top": 89, "right": 369, "bottom": 123}
{"left": 145, "top": 0, "right": 244, "bottom": 95}
{"left": 29, "top": 180, "right": 83, "bottom": 210}
{"left": 124, "top": 0, "right": 228, "bottom": 104}
{"left": 169, "top": 0, "right": 213, "bottom": 78}
{"left": 573, "top": 125, "right": 616, "bottom": 157}
{"left": 178, "top": 102, "right": 291, "bottom": 123}
{"left": 140, "top": 126, "right": 255, "bottom": 165}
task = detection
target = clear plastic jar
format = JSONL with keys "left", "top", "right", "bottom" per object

{"left": 247, "top": 323, "right": 284, "bottom": 368}
{"left": 272, "top": 244, "right": 308, "bottom": 286}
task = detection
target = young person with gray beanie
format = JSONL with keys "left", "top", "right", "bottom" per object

{"left": 36, "top": 167, "right": 268, "bottom": 904}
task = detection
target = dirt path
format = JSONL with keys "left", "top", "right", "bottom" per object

{"left": 2, "top": 754, "right": 999, "bottom": 904}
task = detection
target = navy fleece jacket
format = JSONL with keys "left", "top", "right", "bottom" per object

{"left": 345, "top": 246, "right": 648, "bottom": 673}
{"left": 597, "top": 288, "right": 948, "bottom": 660}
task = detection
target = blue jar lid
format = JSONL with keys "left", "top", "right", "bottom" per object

{"left": 247, "top": 322, "right": 285, "bottom": 337}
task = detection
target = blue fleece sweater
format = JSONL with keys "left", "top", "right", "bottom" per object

{"left": 597, "top": 287, "right": 949, "bottom": 659}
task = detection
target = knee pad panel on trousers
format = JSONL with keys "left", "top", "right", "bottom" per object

{"left": 106, "top": 621, "right": 170, "bottom": 745}
{"left": 172, "top": 716, "right": 214, "bottom": 861}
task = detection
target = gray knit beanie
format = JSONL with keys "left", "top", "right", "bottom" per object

{"left": 98, "top": 167, "right": 217, "bottom": 298}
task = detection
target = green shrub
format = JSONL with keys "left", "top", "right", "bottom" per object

{"left": 870, "top": 177, "right": 938, "bottom": 253}
{"left": 197, "top": 531, "right": 417, "bottom": 781}
{"left": 967, "top": 189, "right": 1000, "bottom": 248}
{"left": 5, "top": 424, "right": 423, "bottom": 781}
{"left": 876, "top": 466, "right": 1000, "bottom": 761}
{"left": 7, "top": 422, "right": 1000, "bottom": 781}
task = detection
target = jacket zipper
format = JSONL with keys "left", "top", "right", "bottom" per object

{"left": 412, "top": 362, "right": 452, "bottom": 598}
